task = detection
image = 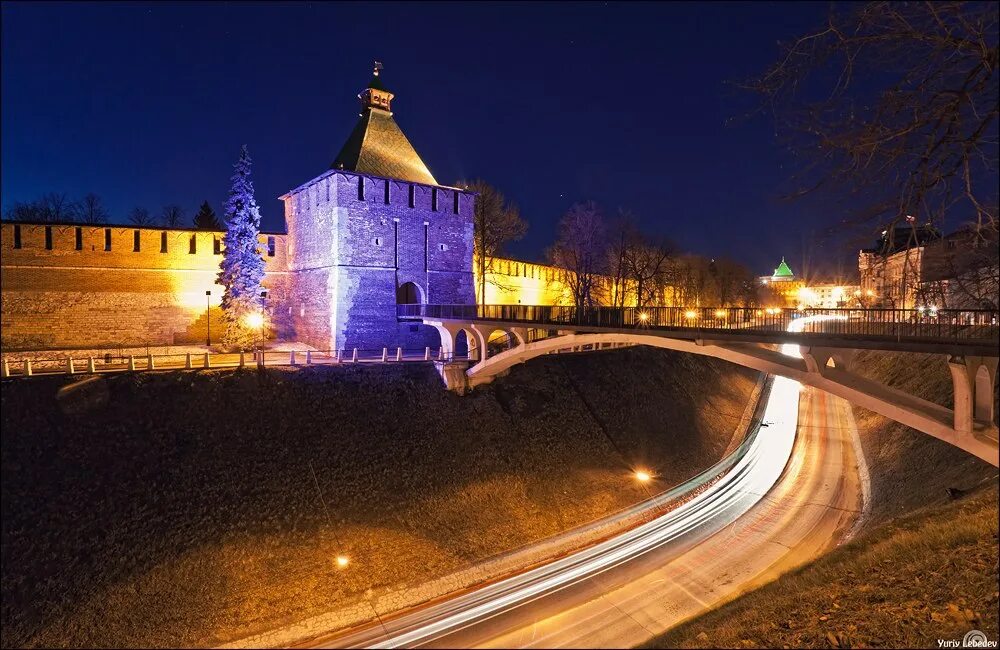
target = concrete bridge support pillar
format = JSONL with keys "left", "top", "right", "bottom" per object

{"left": 802, "top": 347, "right": 858, "bottom": 374}
{"left": 435, "top": 361, "right": 470, "bottom": 394}
{"left": 509, "top": 327, "right": 529, "bottom": 346}
{"left": 949, "top": 355, "right": 999, "bottom": 431}
{"left": 469, "top": 324, "right": 493, "bottom": 361}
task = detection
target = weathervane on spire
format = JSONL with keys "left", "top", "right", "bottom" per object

{"left": 359, "top": 61, "right": 393, "bottom": 114}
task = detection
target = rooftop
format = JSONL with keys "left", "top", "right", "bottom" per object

{"left": 772, "top": 258, "right": 794, "bottom": 279}
{"left": 330, "top": 64, "right": 438, "bottom": 186}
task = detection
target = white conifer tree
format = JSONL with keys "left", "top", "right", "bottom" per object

{"left": 217, "top": 145, "right": 266, "bottom": 351}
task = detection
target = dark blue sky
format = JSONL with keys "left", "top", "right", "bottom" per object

{"left": 2, "top": 1, "right": 856, "bottom": 277}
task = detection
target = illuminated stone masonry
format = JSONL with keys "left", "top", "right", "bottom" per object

{"left": 0, "top": 223, "right": 288, "bottom": 350}
{"left": 0, "top": 67, "right": 476, "bottom": 352}
{"left": 280, "top": 170, "right": 475, "bottom": 352}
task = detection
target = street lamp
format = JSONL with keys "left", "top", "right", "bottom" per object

{"left": 205, "top": 290, "right": 212, "bottom": 347}
{"left": 634, "top": 470, "right": 652, "bottom": 482}
{"left": 244, "top": 311, "right": 265, "bottom": 366}
{"left": 259, "top": 290, "right": 268, "bottom": 366}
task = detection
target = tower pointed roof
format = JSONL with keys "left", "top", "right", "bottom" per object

{"left": 772, "top": 257, "right": 794, "bottom": 279}
{"left": 331, "top": 63, "right": 438, "bottom": 186}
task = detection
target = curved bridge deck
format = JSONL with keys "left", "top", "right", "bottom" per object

{"left": 402, "top": 304, "right": 999, "bottom": 466}
{"left": 399, "top": 304, "right": 999, "bottom": 356}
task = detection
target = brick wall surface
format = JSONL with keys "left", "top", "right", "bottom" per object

{"left": 1, "top": 222, "right": 288, "bottom": 350}
{"left": 0, "top": 171, "right": 597, "bottom": 353}
{"left": 282, "top": 170, "right": 476, "bottom": 351}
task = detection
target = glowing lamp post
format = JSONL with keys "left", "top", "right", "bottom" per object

{"left": 336, "top": 555, "right": 350, "bottom": 568}
{"left": 244, "top": 310, "right": 265, "bottom": 366}
{"left": 205, "top": 290, "right": 212, "bottom": 346}
{"left": 634, "top": 470, "right": 652, "bottom": 482}
{"left": 260, "top": 290, "right": 268, "bottom": 362}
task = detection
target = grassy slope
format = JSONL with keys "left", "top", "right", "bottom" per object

{"left": 646, "top": 484, "right": 999, "bottom": 649}
{"left": 0, "top": 347, "right": 757, "bottom": 648}
{"left": 850, "top": 351, "right": 998, "bottom": 524}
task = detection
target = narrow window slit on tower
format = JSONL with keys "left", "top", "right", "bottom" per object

{"left": 384, "top": 180, "right": 391, "bottom": 204}
{"left": 45, "top": 226, "right": 53, "bottom": 250}
{"left": 160, "top": 231, "right": 168, "bottom": 253}
{"left": 133, "top": 230, "right": 141, "bottom": 252}
{"left": 453, "top": 192, "right": 460, "bottom": 214}
{"left": 213, "top": 237, "right": 222, "bottom": 255}
{"left": 104, "top": 228, "right": 112, "bottom": 251}
{"left": 358, "top": 176, "right": 365, "bottom": 200}
{"left": 189, "top": 234, "right": 197, "bottom": 254}
{"left": 408, "top": 185, "right": 415, "bottom": 208}
{"left": 13, "top": 225, "right": 22, "bottom": 249}
{"left": 267, "top": 236, "right": 275, "bottom": 257}
{"left": 75, "top": 227, "right": 83, "bottom": 250}
{"left": 431, "top": 188, "right": 438, "bottom": 212}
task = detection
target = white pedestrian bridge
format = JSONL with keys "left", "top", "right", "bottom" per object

{"left": 401, "top": 304, "right": 1000, "bottom": 466}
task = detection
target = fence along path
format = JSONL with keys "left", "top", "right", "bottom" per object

{"left": 0, "top": 347, "right": 473, "bottom": 379}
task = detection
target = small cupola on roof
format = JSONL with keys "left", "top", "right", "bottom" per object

{"left": 772, "top": 257, "right": 795, "bottom": 280}
{"left": 331, "top": 62, "right": 438, "bottom": 186}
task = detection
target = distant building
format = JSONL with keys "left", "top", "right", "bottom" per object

{"left": 758, "top": 258, "right": 805, "bottom": 307}
{"left": 858, "top": 223, "right": 998, "bottom": 309}
{"left": 795, "top": 283, "right": 860, "bottom": 309}
{"left": 757, "top": 258, "right": 860, "bottom": 309}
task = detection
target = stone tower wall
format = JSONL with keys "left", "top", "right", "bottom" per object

{"left": 282, "top": 169, "right": 475, "bottom": 352}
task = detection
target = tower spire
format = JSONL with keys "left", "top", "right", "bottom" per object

{"left": 358, "top": 60, "right": 393, "bottom": 114}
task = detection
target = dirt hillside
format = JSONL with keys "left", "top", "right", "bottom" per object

{"left": 1, "top": 347, "right": 758, "bottom": 648}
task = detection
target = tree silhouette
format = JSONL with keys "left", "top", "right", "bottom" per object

{"left": 192, "top": 201, "right": 222, "bottom": 230}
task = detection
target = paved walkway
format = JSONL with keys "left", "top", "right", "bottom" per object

{"left": 1, "top": 344, "right": 466, "bottom": 378}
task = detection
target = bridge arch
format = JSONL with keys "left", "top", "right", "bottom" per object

{"left": 974, "top": 363, "right": 996, "bottom": 423}
{"left": 425, "top": 321, "right": 485, "bottom": 361}
{"left": 464, "top": 332, "right": 998, "bottom": 466}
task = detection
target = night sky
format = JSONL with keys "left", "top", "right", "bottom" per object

{"left": 2, "top": 1, "right": 860, "bottom": 278}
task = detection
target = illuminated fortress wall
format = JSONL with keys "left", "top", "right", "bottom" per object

{"left": 0, "top": 222, "right": 289, "bottom": 350}
{"left": 478, "top": 256, "right": 646, "bottom": 307}
{"left": 476, "top": 257, "right": 576, "bottom": 306}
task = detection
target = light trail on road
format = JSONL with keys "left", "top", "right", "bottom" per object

{"left": 316, "top": 315, "right": 849, "bottom": 649}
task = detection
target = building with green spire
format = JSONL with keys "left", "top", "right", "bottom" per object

{"left": 772, "top": 257, "right": 794, "bottom": 280}
{"left": 758, "top": 257, "right": 805, "bottom": 308}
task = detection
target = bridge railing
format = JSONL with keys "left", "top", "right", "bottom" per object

{"left": 398, "top": 304, "right": 999, "bottom": 343}
{"left": 0, "top": 347, "right": 475, "bottom": 378}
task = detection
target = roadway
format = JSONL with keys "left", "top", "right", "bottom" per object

{"left": 314, "top": 316, "right": 866, "bottom": 649}
{"left": 448, "top": 385, "right": 865, "bottom": 648}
